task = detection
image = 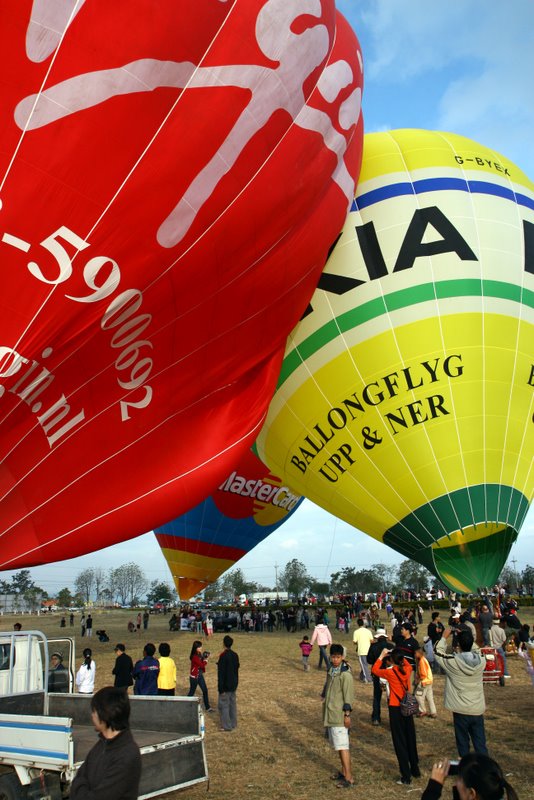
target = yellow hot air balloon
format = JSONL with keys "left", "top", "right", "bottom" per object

{"left": 257, "top": 130, "right": 534, "bottom": 594}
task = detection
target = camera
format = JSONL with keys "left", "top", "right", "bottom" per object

{"left": 202, "top": 651, "right": 210, "bottom": 660}
{"left": 448, "top": 761, "right": 460, "bottom": 776}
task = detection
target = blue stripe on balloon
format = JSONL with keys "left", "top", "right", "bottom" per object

{"left": 352, "top": 177, "right": 534, "bottom": 211}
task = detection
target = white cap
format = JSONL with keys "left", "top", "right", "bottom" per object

{"left": 375, "top": 628, "right": 387, "bottom": 637}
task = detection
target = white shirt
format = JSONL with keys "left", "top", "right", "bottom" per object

{"left": 76, "top": 660, "right": 96, "bottom": 693}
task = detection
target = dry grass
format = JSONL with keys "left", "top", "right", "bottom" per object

{"left": 3, "top": 609, "right": 534, "bottom": 799}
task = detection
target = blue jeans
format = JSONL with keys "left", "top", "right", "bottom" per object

{"left": 188, "top": 672, "right": 211, "bottom": 710}
{"left": 495, "top": 646, "right": 509, "bottom": 675}
{"left": 318, "top": 645, "right": 330, "bottom": 670}
{"left": 453, "top": 713, "right": 488, "bottom": 757}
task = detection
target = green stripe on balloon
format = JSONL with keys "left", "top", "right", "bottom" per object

{"left": 278, "top": 279, "right": 534, "bottom": 389}
{"left": 383, "top": 484, "right": 529, "bottom": 557}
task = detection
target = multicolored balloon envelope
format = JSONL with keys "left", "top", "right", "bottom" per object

{"left": 155, "top": 449, "right": 304, "bottom": 600}
{"left": 0, "top": 1, "right": 363, "bottom": 568}
{"left": 257, "top": 130, "right": 534, "bottom": 593}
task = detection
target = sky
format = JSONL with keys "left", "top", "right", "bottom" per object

{"left": 3, "top": 1, "right": 533, "bottom": 596}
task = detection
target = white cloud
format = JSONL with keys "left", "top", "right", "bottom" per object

{"left": 279, "top": 538, "right": 299, "bottom": 550}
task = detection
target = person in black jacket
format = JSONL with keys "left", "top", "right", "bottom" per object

{"left": 217, "top": 635, "right": 240, "bottom": 731}
{"left": 112, "top": 644, "right": 134, "bottom": 690}
{"left": 70, "top": 686, "right": 141, "bottom": 800}
{"left": 366, "top": 628, "right": 394, "bottom": 726}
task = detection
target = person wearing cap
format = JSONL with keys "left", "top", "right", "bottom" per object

{"left": 48, "top": 651, "right": 69, "bottom": 692}
{"left": 366, "top": 628, "right": 394, "bottom": 725}
{"left": 70, "top": 686, "right": 141, "bottom": 800}
{"left": 112, "top": 644, "right": 134, "bottom": 690}
{"left": 489, "top": 618, "right": 510, "bottom": 679}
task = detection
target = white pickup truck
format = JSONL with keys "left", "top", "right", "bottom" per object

{"left": 0, "top": 631, "right": 208, "bottom": 799}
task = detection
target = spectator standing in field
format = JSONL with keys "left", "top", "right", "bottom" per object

{"left": 352, "top": 618, "right": 374, "bottom": 683}
{"left": 133, "top": 643, "right": 160, "bottom": 696}
{"left": 478, "top": 604, "right": 493, "bottom": 646}
{"left": 366, "top": 628, "right": 394, "bottom": 726}
{"left": 76, "top": 648, "right": 96, "bottom": 695}
{"left": 157, "top": 642, "right": 176, "bottom": 696}
{"left": 394, "top": 623, "right": 420, "bottom": 674}
{"left": 70, "top": 687, "right": 141, "bottom": 800}
{"left": 322, "top": 643, "right": 355, "bottom": 789}
{"left": 80, "top": 612, "right": 86, "bottom": 638}
{"left": 310, "top": 617, "right": 332, "bottom": 671}
{"left": 299, "top": 635, "right": 313, "bottom": 671}
{"left": 414, "top": 647, "right": 436, "bottom": 718}
{"left": 372, "top": 647, "right": 420, "bottom": 785}
{"left": 86, "top": 614, "right": 93, "bottom": 638}
{"left": 112, "top": 644, "right": 134, "bottom": 690}
{"left": 143, "top": 610, "right": 149, "bottom": 630}
{"left": 217, "top": 635, "right": 240, "bottom": 731}
{"left": 187, "top": 641, "right": 214, "bottom": 712}
{"left": 489, "top": 617, "right": 510, "bottom": 679}
{"left": 434, "top": 628, "right": 488, "bottom": 758}
{"left": 136, "top": 612, "right": 142, "bottom": 632}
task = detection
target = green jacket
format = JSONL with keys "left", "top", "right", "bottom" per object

{"left": 322, "top": 661, "right": 354, "bottom": 726}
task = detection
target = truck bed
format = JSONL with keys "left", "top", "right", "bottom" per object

{"left": 0, "top": 692, "right": 208, "bottom": 798}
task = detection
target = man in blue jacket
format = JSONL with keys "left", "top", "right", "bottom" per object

{"left": 133, "top": 643, "right": 159, "bottom": 695}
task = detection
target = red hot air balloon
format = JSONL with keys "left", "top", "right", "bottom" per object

{"left": 0, "top": 1, "right": 363, "bottom": 569}
{"left": 155, "top": 449, "right": 304, "bottom": 601}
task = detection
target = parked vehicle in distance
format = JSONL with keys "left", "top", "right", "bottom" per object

{"left": 212, "top": 613, "right": 239, "bottom": 632}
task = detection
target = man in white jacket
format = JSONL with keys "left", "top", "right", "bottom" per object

{"left": 435, "top": 628, "right": 487, "bottom": 758}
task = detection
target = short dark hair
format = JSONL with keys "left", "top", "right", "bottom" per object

{"left": 431, "top": 612, "right": 440, "bottom": 620}
{"left": 144, "top": 643, "right": 156, "bottom": 657}
{"left": 158, "top": 642, "right": 170, "bottom": 657}
{"left": 115, "top": 643, "right": 125, "bottom": 652}
{"left": 330, "top": 643, "right": 344, "bottom": 656}
{"left": 457, "top": 630, "right": 474, "bottom": 652}
{"left": 223, "top": 635, "right": 233, "bottom": 648}
{"left": 91, "top": 687, "right": 130, "bottom": 731}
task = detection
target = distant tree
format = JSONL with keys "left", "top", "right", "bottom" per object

{"left": 57, "top": 588, "right": 73, "bottom": 608}
{"left": 0, "top": 579, "right": 12, "bottom": 594}
{"left": 112, "top": 563, "right": 148, "bottom": 607}
{"left": 146, "top": 581, "right": 175, "bottom": 605}
{"left": 219, "top": 569, "right": 257, "bottom": 598}
{"left": 10, "top": 570, "right": 35, "bottom": 594}
{"left": 521, "top": 564, "right": 534, "bottom": 589}
{"left": 330, "top": 567, "right": 381, "bottom": 594}
{"left": 23, "top": 587, "right": 42, "bottom": 613}
{"left": 371, "top": 563, "right": 398, "bottom": 591}
{"left": 498, "top": 564, "right": 517, "bottom": 590}
{"left": 203, "top": 579, "right": 222, "bottom": 601}
{"left": 75, "top": 569, "right": 95, "bottom": 603}
{"left": 93, "top": 568, "right": 107, "bottom": 603}
{"left": 309, "top": 580, "right": 330, "bottom": 597}
{"left": 396, "top": 560, "right": 433, "bottom": 592}
{"left": 279, "top": 559, "right": 310, "bottom": 596}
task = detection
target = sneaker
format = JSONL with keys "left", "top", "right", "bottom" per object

{"left": 411, "top": 769, "right": 421, "bottom": 778}
{"left": 396, "top": 778, "right": 411, "bottom": 785}
{"left": 206, "top": 708, "right": 215, "bottom": 713}
{"left": 504, "top": 674, "right": 511, "bottom": 679}
{"left": 372, "top": 720, "right": 380, "bottom": 726}
{"left": 336, "top": 779, "right": 355, "bottom": 789}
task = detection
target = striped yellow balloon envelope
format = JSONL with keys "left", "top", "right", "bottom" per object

{"left": 257, "top": 129, "right": 534, "bottom": 593}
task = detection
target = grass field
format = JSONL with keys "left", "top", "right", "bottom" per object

{"left": 2, "top": 608, "right": 533, "bottom": 799}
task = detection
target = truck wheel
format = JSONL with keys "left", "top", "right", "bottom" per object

{"left": 0, "top": 773, "right": 28, "bottom": 800}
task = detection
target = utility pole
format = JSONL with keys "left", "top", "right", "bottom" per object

{"left": 274, "top": 563, "right": 279, "bottom": 594}
{"left": 511, "top": 558, "right": 518, "bottom": 591}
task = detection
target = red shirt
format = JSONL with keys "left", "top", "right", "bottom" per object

{"left": 190, "top": 653, "right": 207, "bottom": 680}
{"left": 371, "top": 658, "right": 412, "bottom": 707}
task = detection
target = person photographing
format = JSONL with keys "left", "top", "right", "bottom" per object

{"left": 421, "top": 753, "right": 518, "bottom": 800}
